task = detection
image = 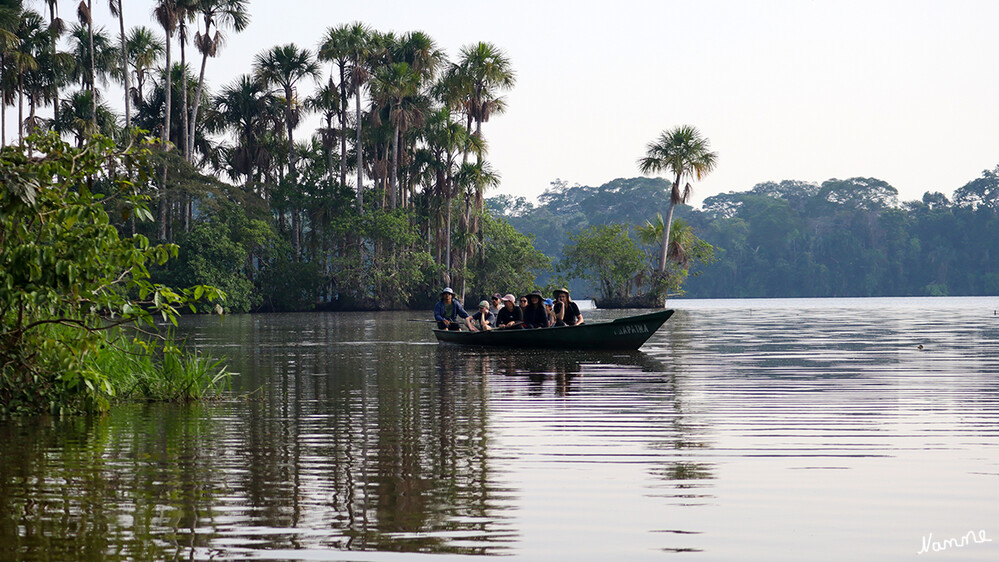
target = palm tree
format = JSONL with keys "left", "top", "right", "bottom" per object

{"left": 40, "top": 0, "right": 63, "bottom": 124}
{"left": 9, "top": 9, "right": 41, "bottom": 144}
{"left": 213, "top": 73, "right": 281, "bottom": 185}
{"left": 320, "top": 22, "right": 372, "bottom": 212}
{"left": 637, "top": 125, "right": 718, "bottom": 274}
{"left": 153, "top": 0, "right": 178, "bottom": 146}
{"left": 188, "top": 0, "right": 248, "bottom": 160}
{"left": 153, "top": 0, "right": 179, "bottom": 241}
{"left": 76, "top": 0, "right": 95, "bottom": 124}
{"left": 108, "top": 0, "right": 129, "bottom": 129}
{"left": 252, "top": 43, "right": 320, "bottom": 178}
{"left": 254, "top": 43, "right": 320, "bottom": 257}
{"left": 304, "top": 77, "right": 339, "bottom": 182}
{"left": 444, "top": 42, "right": 514, "bottom": 241}
{"left": 448, "top": 41, "right": 515, "bottom": 165}
{"left": 125, "top": 26, "right": 164, "bottom": 108}
{"left": 317, "top": 23, "right": 355, "bottom": 191}
{"left": 370, "top": 61, "right": 420, "bottom": 209}
{"left": 51, "top": 88, "right": 118, "bottom": 145}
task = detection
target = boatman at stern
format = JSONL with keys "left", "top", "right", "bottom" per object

{"left": 434, "top": 287, "right": 470, "bottom": 330}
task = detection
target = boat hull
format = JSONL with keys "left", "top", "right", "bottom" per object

{"left": 433, "top": 309, "right": 674, "bottom": 350}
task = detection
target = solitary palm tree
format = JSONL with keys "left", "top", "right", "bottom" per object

{"left": 637, "top": 125, "right": 718, "bottom": 274}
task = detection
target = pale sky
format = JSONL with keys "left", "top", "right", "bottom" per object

{"left": 30, "top": 0, "right": 999, "bottom": 207}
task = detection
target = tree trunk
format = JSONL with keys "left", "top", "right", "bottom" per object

{"left": 179, "top": 24, "right": 189, "bottom": 161}
{"left": 190, "top": 48, "right": 210, "bottom": 159}
{"left": 49, "top": 4, "right": 59, "bottom": 126}
{"left": 338, "top": 63, "right": 347, "bottom": 190}
{"left": 117, "top": 4, "right": 130, "bottom": 129}
{"left": 657, "top": 178, "right": 680, "bottom": 274}
{"left": 355, "top": 81, "right": 363, "bottom": 213}
{"left": 162, "top": 36, "right": 172, "bottom": 145}
{"left": 389, "top": 122, "right": 399, "bottom": 209}
{"left": 87, "top": 0, "right": 96, "bottom": 127}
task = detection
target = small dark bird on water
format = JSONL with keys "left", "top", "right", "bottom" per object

{"left": 918, "top": 344, "right": 924, "bottom": 350}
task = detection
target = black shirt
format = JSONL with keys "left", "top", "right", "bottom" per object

{"left": 495, "top": 305, "right": 523, "bottom": 327}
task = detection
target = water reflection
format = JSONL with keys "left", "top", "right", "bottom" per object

{"left": 8, "top": 299, "right": 998, "bottom": 559}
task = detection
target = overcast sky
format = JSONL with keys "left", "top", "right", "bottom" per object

{"left": 35, "top": 0, "right": 999, "bottom": 207}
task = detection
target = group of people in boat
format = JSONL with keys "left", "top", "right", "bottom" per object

{"left": 434, "top": 287, "right": 584, "bottom": 332}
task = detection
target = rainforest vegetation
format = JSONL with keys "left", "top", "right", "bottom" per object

{"left": 492, "top": 172, "right": 999, "bottom": 299}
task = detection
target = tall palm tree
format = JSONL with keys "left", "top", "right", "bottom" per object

{"left": 637, "top": 125, "right": 718, "bottom": 274}
{"left": 323, "top": 22, "right": 371, "bottom": 212}
{"left": 449, "top": 41, "right": 515, "bottom": 165}
{"left": 252, "top": 43, "right": 320, "bottom": 178}
{"left": 370, "top": 61, "right": 420, "bottom": 209}
{"left": 253, "top": 43, "right": 320, "bottom": 257}
{"left": 213, "top": 73, "right": 281, "bottom": 185}
{"left": 40, "top": 0, "right": 63, "bottom": 124}
{"left": 445, "top": 42, "right": 514, "bottom": 240}
{"left": 188, "top": 0, "right": 248, "bottom": 160}
{"left": 153, "top": 0, "right": 177, "bottom": 146}
{"left": 8, "top": 9, "right": 42, "bottom": 143}
{"left": 108, "top": 0, "right": 129, "bottom": 129}
{"left": 76, "top": 0, "right": 96, "bottom": 124}
{"left": 174, "top": 0, "right": 197, "bottom": 160}
{"left": 304, "top": 77, "right": 339, "bottom": 182}
{"left": 318, "top": 23, "right": 358, "bottom": 192}
{"left": 125, "top": 26, "right": 163, "bottom": 108}
{"left": 51, "top": 87, "right": 118, "bottom": 145}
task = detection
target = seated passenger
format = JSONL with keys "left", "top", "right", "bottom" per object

{"left": 543, "top": 298, "right": 556, "bottom": 327}
{"left": 552, "top": 287, "right": 583, "bottom": 326}
{"left": 495, "top": 293, "right": 524, "bottom": 329}
{"left": 469, "top": 300, "right": 495, "bottom": 332}
{"left": 522, "top": 291, "right": 548, "bottom": 328}
{"left": 433, "top": 287, "right": 469, "bottom": 330}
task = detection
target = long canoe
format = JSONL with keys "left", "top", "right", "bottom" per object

{"left": 432, "top": 309, "right": 674, "bottom": 350}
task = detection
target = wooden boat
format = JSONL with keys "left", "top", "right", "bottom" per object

{"left": 433, "top": 309, "right": 674, "bottom": 350}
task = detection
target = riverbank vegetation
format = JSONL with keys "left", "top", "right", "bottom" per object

{"left": 0, "top": 133, "right": 226, "bottom": 415}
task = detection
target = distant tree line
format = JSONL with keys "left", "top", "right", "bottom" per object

{"left": 489, "top": 169, "right": 999, "bottom": 299}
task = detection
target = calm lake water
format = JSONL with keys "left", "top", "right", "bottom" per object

{"left": 2, "top": 297, "right": 999, "bottom": 560}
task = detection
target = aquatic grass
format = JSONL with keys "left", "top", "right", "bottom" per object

{"left": 85, "top": 331, "right": 233, "bottom": 404}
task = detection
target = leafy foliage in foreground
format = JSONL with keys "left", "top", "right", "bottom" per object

{"left": 0, "top": 134, "right": 225, "bottom": 415}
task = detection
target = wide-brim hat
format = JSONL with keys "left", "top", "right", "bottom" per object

{"left": 527, "top": 291, "right": 543, "bottom": 300}
{"left": 553, "top": 287, "right": 570, "bottom": 297}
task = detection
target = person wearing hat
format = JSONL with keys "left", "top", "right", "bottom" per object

{"left": 489, "top": 293, "right": 503, "bottom": 315}
{"left": 433, "top": 287, "right": 470, "bottom": 330}
{"left": 469, "top": 300, "right": 496, "bottom": 332}
{"left": 495, "top": 293, "right": 524, "bottom": 329}
{"left": 522, "top": 291, "right": 548, "bottom": 329}
{"left": 552, "top": 287, "right": 583, "bottom": 327}
{"left": 543, "top": 298, "right": 556, "bottom": 327}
